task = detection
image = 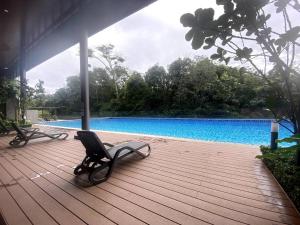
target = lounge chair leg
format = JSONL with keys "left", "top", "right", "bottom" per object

{"left": 74, "top": 156, "right": 91, "bottom": 175}
{"left": 88, "top": 162, "right": 111, "bottom": 184}
{"left": 74, "top": 164, "right": 87, "bottom": 175}
{"left": 133, "top": 144, "right": 151, "bottom": 158}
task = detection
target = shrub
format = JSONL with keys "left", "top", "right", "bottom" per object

{"left": 258, "top": 138, "right": 300, "bottom": 211}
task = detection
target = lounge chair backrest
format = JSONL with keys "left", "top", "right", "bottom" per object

{"left": 77, "top": 131, "right": 112, "bottom": 159}
{"left": 11, "top": 122, "right": 27, "bottom": 139}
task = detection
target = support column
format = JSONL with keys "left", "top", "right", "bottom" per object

{"left": 19, "top": 5, "right": 27, "bottom": 122}
{"left": 80, "top": 30, "right": 90, "bottom": 130}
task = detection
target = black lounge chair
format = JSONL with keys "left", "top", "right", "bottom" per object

{"left": 9, "top": 122, "right": 68, "bottom": 147}
{"left": 0, "top": 120, "right": 39, "bottom": 136}
{"left": 74, "top": 130, "right": 151, "bottom": 184}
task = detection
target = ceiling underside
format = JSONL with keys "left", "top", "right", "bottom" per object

{"left": 0, "top": 0, "right": 155, "bottom": 77}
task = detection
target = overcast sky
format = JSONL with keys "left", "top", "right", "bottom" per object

{"left": 27, "top": 0, "right": 299, "bottom": 93}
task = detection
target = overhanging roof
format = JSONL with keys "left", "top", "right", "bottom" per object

{"left": 0, "top": 0, "right": 156, "bottom": 77}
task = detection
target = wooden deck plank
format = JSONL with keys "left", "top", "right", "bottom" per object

{"left": 0, "top": 154, "right": 114, "bottom": 225}
{"left": 6, "top": 148, "right": 177, "bottom": 225}
{"left": 147, "top": 153, "right": 275, "bottom": 180}
{"left": 0, "top": 129, "right": 299, "bottom": 225}
{"left": 14, "top": 142, "right": 300, "bottom": 224}
{"left": 110, "top": 169, "right": 300, "bottom": 224}
{"left": 0, "top": 153, "right": 127, "bottom": 225}
{"left": 25, "top": 141, "right": 285, "bottom": 198}
{"left": 113, "top": 165, "right": 295, "bottom": 216}
{"left": 40, "top": 141, "right": 276, "bottom": 185}
{"left": 36, "top": 142, "right": 292, "bottom": 207}
{"left": 18, "top": 142, "right": 286, "bottom": 220}
{"left": 0, "top": 154, "right": 86, "bottom": 225}
{"left": 142, "top": 154, "right": 277, "bottom": 182}
{"left": 119, "top": 159, "right": 284, "bottom": 194}
{"left": 0, "top": 166, "right": 58, "bottom": 225}
{"left": 39, "top": 140, "right": 279, "bottom": 190}
{"left": 0, "top": 180, "right": 32, "bottom": 225}
{"left": 13, "top": 143, "right": 210, "bottom": 225}
{"left": 9, "top": 142, "right": 288, "bottom": 224}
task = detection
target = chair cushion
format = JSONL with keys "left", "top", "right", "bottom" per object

{"left": 108, "top": 141, "right": 148, "bottom": 159}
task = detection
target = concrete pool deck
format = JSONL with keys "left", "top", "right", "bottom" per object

{"left": 0, "top": 128, "right": 300, "bottom": 225}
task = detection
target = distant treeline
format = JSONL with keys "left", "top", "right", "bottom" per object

{"left": 40, "top": 57, "right": 269, "bottom": 118}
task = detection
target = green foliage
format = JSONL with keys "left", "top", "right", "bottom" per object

{"left": 0, "top": 78, "right": 19, "bottom": 104}
{"left": 31, "top": 80, "right": 46, "bottom": 107}
{"left": 180, "top": 0, "right": 300, "bottom": 133}
{"left": 88, "top": 44, "right": 128, "bottom": 99}
{"left": 47, "top": 57, "right": 266, "bottom": 117}
{"left": 258, "top": 139, "right": 300, "bottom": 210}
{"left": 0, "top": 77, "right": 36, "bottom": 120}
{"left": 277, "top": 134, "right": 300, "bottom": 143}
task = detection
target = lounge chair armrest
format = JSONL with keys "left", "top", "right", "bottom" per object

{"left": 31, "top": 128, "right": 40, "bottom": 132}
{"left": 28, "top": 131, "right": 40, "bottom": 138}
{"left": 21, "top": 127, "right": 39, "bottom": 132}
{"left": 103, "top": 142, "right": 114, "bottom": 147}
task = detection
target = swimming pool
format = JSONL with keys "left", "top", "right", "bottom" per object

{"left": 44, "top": 118, "right": 293, "bottom": 145}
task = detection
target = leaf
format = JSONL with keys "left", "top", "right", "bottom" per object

{"left": 205, "top": 37, "right": 215, "bottom": 45}
{"left": 180, "top": 13, "right": 195, "bottom": 27}
{"left": 217, "top": 47, "right": 223, "bottom": 54}
{"left": 277, "top": 134, "right": 300, "bottom": 143}
{"left": 292, "top": 134, "right": 300, "bottom": 139}
{"left": 216, "top": 0, "right": 227, "bottom": 5}
{"left": 224, "top": 2, "right": 234, "bottom": 13}
{"left": 236, "top": 47, "right": 252, "bottom": 59}
{"left": 256, "top": 152, "right": 276, "bottom": 160}
{"left": 195, "top": 8, "right": 215, "bottom": 22}
{"left": 185, "top": 29, "right": 194, "bottom": 41}
{"left": 210, "top": 54, "right": 220, "bottom": 60}
{"left": 282, "top": 26, "right": 300, "bottom": 42}
{"left": 224, "top": 57, "right": 231, "bottom": 65}
{"left": 203, "top": 45, "right": 212, "bottom": 49}
{"left": 191, "top": 31, "right": 204, "bottom": 49}
{"left": 274, "top": 0, "right": 290, "bottom": 12}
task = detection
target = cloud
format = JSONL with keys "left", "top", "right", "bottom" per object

{"left": 27, "top": 0, "right": 299, "bottom": 93}
{"left": 27, "top": 45, "right": 80, "bottom": 93}
{"left": 27, "top": 0, "right": 219, "bottom": 93}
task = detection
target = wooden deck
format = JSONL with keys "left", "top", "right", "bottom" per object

{"left": 0, "top": 128, "right": 300, "bottom": 225}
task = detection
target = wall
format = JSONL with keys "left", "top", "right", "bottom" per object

{"left": 6, "top": 97, "right": 18, "bottom": 120}
{"left": 26, "top": 110, "right": 39, "bottom": 123}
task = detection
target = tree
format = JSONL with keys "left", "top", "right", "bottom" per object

{"left": 47, "top": 56, "right": 265, "bottom": 117}
{"left": 0, "top": 77, "right": 19, "bottom": 105}
{"left": 123, "top": 72, "right": 148, "bottom": 112}
{"left": 89, "top": 68, "right": 115, "bottom": 112}
{"left": 144, "top": 65, "right": 168, "bottom": 110}
{"left": 32, "top": 80, "right": 46, "bottom": 107}
{"left": 48, "top": 87, "right": 69, "bottom": 114}
{"left": 180, "top": 0, "right": 300, "bottom": 133}
{"left": 167, "top": 58, "right": 193, "bottom": 109}
{"left": 88, "top": 44, "right": 128, "bottom": 99}
{"left": 145, "top": 65, "right": 167, "bottom": 90}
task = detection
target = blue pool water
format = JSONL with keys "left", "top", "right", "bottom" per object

{"left": 44, "top": 118, "right": 293, "bottom": 146}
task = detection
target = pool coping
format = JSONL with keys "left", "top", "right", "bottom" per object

{"left": 42, "top": 117, "right": 277, "bottom": 122}
{"left": 37, "top": 124, "right": 259, "bottom": 149}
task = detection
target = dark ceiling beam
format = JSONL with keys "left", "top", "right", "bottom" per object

{"left": 25, "top": 0, "right": 156, "bottom": 71}
{"left": 0, "top": 0, "right": 156, "bottom": 77}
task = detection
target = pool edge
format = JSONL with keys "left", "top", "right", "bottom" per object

{"left": 37, "top": 124, "right": 259, "bottom": 149}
